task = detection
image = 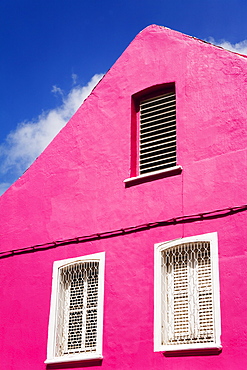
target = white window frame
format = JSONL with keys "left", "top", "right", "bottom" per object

{"left": 45, "top": 252, "right": 105, "bottom": 364}
{"left": 154, "top": 233, "right": 221, "bottom": 352}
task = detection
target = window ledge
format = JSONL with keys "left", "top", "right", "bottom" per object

{"left": 162, "top": 344, "right": 222, "bottom": 357}
{"left": 45, "top": 354, "right": 103, "bottom": 365}
{"left": 124, "top": 165, "right": 182, "bottom": 187}
{"left": 160, "top": 343, "right": 222, "bottom": 352}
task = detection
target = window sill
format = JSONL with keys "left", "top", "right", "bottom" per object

{"left": 124, "top": 165, "right": 182, "bottom": 187}
{"left": 158, "top": 343, "right": 222, "bottom": 357}
{"left": 45, "top": 354, "right": 103, "bottom": 365}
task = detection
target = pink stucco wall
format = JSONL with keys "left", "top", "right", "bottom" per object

{"left": 0, "top": 25, "right": 247, "bottom": 369}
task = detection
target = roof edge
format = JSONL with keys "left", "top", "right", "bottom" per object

{"left": 138, "top": 24, "right": 247, "bottom": 59}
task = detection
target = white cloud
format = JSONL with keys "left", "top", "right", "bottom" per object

{"left": 51, "top": 85, "right": 64, "bottom": 97}
{"left": 0, "top": 73, "right": 103, "bottom": 193}
{"left": 72, "top": 73, "right": 78, "bottom": 85}
{"left": 207, "top": 37, "right": 247, "bottom": 55}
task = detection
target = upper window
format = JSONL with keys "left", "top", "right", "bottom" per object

{"left": 154, "top": 233, "right": 221, "bottom": 352}
{"left": 45, "top": 252, "right": 105, "bottom": 364}
{"left": 139, "top": 90, "right": 176, "bottom": 174}
{"left": 131, "top": 83, "right": 177, "bottom": 178}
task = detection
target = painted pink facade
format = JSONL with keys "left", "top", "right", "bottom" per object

{"left": 0, "top": 25, "right": 247, "bottom": 369}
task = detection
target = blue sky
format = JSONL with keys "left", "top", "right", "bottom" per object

{"left": 1, "top": 0, "right": 247, "bottom": 194}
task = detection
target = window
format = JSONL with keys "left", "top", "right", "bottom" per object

{"left": 139, "top": 89, "right": 176, "bottom": 175}
{"left": 129, "top": 83, "right": 178, "bottom": 180}
{"left": 45, "top": 252, "right": 105, "bottom": 364}
{"left": 154, "top": 233, "right": 221, "bottom": 352}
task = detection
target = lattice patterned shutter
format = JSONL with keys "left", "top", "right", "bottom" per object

{"left": 55, "top": 261, "right": 99, "bottom": 356}
{"left": 139, "top": 92, "right": 176, "bottom": 175}
{"left": 161, "top": 242, "right": 215, "bottom": 346}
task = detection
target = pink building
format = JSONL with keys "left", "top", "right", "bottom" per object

{"left": 0, "top": 25, "right": 247, "bottom": 369}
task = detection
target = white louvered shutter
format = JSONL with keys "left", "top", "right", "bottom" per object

{"left": 162, "top": 242, "right": 215, "bottom": 346}
{"left": 139, "top": 92, "right": 176, "bottom": 175}
{"left": 197, "top": 244, "right": 214, "bottom": 341}
{"left": 55, "top": 261, "right": 99, "bottom": 356}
